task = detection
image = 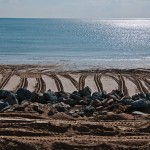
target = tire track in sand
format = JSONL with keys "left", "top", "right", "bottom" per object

{"left": 14, "top": 77, "right": 28, "bottom": 92}
{"left": 0, "top": 69, "right": 4, "bottom": 74}
{"left": 47, "top": 74, "right": 64, "bottom": 92}
{"left": 61, "top": 74, "right": 79, "bottom": 90}
{"left": 118, "top": 74, "right": 129, "bottom": 96}
{"left": 0, "top": 72, "right": 14, "bottom": 89}
{"left": 124, "top": 75, "right": 148, "bottom": 93}
{"left": 142, "top": 78, "right": 150, "bottom": 90}
{"left": 133, "top": 76, "right": 149, "bottom": 93}
{"left": 79, "top": 74, "right": 87, "bottom": 90}
{"left": 1, "top": 135, "right": 150, "bottom": 143}
{"left": 34, "top": 77, "right": 46, "bottom": 93}
{"left": 104, "top": 74, "right": 121, "bottom": 92}
{"left": 124, "top": 75, "right": 143, "bottom": 93}
{"left": 94, "top": 74, "right": 103, "bottom": 92}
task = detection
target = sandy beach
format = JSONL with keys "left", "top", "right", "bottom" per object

{"left": 0, "top": 65, "right": 149, "bottom": 95}
{"left": 0, "top": 64, "right": 150, "bottom": 149}
{"left": 0, "top": 0, "right": 150, "bottom": 148}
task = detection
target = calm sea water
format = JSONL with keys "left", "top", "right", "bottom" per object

{"left": 0, "top": 18, "right": 150, "bottom": 70}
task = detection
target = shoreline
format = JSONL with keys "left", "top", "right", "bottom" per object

{"left": 0, "top": 55, "right": 150, "bottom": 71}
{"left": 0, "top": 64, "right": 150, "bottom": 72}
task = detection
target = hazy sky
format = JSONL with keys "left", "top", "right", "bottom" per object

{"left": 0, "top": 0, "right": 150, "bottom": 18}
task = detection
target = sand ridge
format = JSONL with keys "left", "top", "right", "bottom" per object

{"left": 0, "top": 112, "right": 150, "bottom": 149}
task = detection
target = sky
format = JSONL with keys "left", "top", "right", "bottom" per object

{"left": 0, "top": 0, "right": 150, "bottom": 18}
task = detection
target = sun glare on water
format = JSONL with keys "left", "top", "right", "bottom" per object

{"left": 102, "top": 20, "right": 150, "bottom": 29}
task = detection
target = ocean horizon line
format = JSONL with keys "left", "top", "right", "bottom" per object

{"left": 0, "top": 17, "right": 150, "bottom": 20}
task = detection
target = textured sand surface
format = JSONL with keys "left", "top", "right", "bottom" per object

{"left": 3, "top": 75, "right": 20, "bottom": 91}
{"left": 0, "top": 111, "right": 150, "bottom": 149}
{"left": 0, "top": 65, "right": 150, "bottom": 149}
{"left": 0, "top": 65, "right": 149, "bottom": 95}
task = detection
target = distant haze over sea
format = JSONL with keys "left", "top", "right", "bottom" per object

{"left": 0, "top": 18, "right": 150, "bottom": 70}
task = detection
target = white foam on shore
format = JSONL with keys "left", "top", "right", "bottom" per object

{"left": 0, "top": 56, "right": 149, "bottom": 71}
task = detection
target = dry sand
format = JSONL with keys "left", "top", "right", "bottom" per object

{"left": 0, "top": 65, "right": 150, "bottom": 149}
{"left": 0, "top": 65, "right": 149, "bottom": 95}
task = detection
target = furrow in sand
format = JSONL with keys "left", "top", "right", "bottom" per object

{"left": 118, "top": 74, "right": 123, "bottom": 93}
{"left": 47, "top": 75, "right": 61, "bottom": 92}
{"left": 0, "top": 128, "right": 51, "bottom": 137}
{"left": 41, "top": 77, "right": 46, "bottom": 93}
{"left": 23, "top": 78, "right": 28, "bottom": 89}
{"left": 0, "top": 120, "right": 148, "bottom": 127}
{"left": 121, "top": 75, "right": 129, "bottom": 96}
{"left": 47, "top": 74, "right": 64, "bottom": 92}
{"left": 94, "top": 74, "right": 101, "bottom": 92}
{"left": 142, "top": 78, "right": 150, "bottom": 90}
{"left": 34, "top": 77, "right": 46, "bottom": 93}
{"left": 124, "top": 75, "right": 136, "bottom": 85}
{"left": 132, "top": 76, "right": 148, "bottom": 93}
{"left": 14, "top": 77, "right": 28, "bottom": 92}
{"left": 79, "top": 74, "right": 87, "bottom": 90}
{"left": 105, "top": 75, "right": 119, "bottom": 85}
{"left": 40, "top": 69, "right": 49, "bottom": 72}
{"left": 34, "top": 78, "right": 39, "bottom": 93}
{"left": 98, "top": 74, "right": 103, "bottom": 92}
{"left": 124, "top": 75, "right": 142, "bottom": 93}
{"left": 1, "top": 135, "right": 150, "bottom": 143}
{"left": 34, "top": 78, "right": 41, "bottom": 93}
{"left": 118, "top": 74, "right": 129, "bottom": 96}
{"left": 53, "top": 75, "right": 64, "bottom": 91}
{"left": 26, "top": 68, "right": 36, "bottom": 73}
{"left": 94, "top": 74, "right": 103, "bottom": 92}
{"left": 14, "top": 77, "right": 24, "bottom": 92}
{"left": 105, "top": 75, "right": 120, "bottom": 91}
{"left": 135, "top": 77, "right": 149, "bottom": 93}
{"left": 142, "top": 75, "right": 150, "bottom": 80}
{"left": 52, "top": 74, "right": 64, "bottom": 92}
{"left": 83, "top": 75, "right": 88, "bottom": 89}
{"left": 0, "top": 69, "right": 4, "bottom": 74}
{"left": 0, "top": 70, "right": 5, "bottom": 83}
{"left": 0, "top": 112, "right": 46, "bottom": 119}
{"left": 61, "top": 74, "right": 79, "bottom": 90}
{"left": 0, "top": 72, "right": 14, "bottom": 89}
{"left": 78, "top": 75, "right": 83, "bottom": 90}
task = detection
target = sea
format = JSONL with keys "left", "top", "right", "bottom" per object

{"left": 0, "top": 18, "right": 150, "bottom": 70}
